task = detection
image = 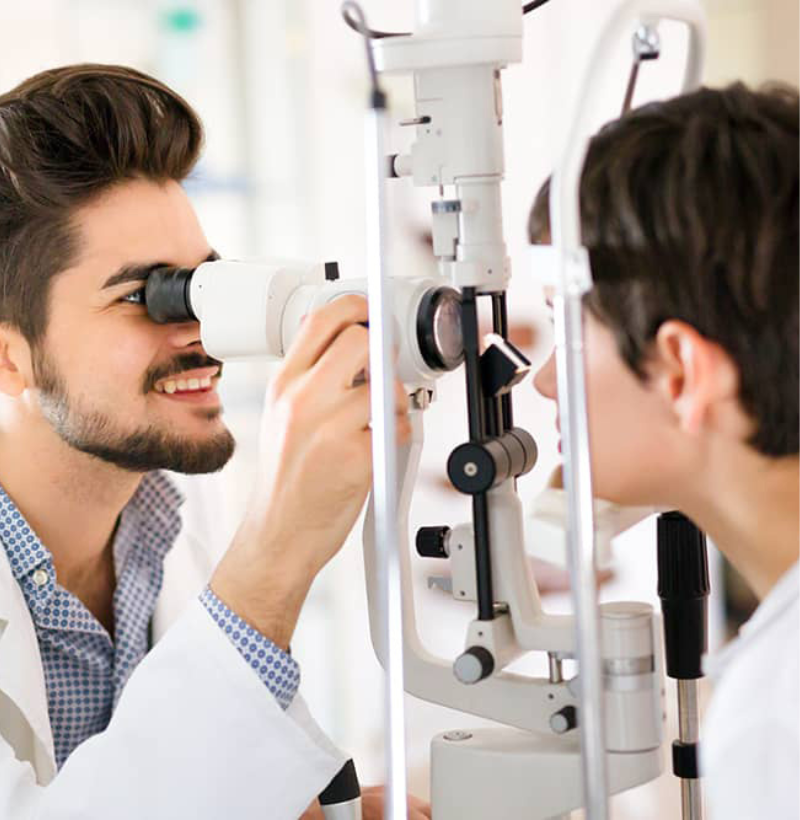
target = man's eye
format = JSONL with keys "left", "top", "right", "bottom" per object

{"left": 121, "top": 287, "right": 146, "bottom": 306}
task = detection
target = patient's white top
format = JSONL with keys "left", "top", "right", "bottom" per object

{"left": 702, "top": 561, "right": 799, "bottom": 819}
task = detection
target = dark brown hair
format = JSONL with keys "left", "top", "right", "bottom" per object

{"left": 0, "top": 64, "right": 203, "bottom": 345}
{"left": 529, "top": 83, "right": 799, "bottom": 456}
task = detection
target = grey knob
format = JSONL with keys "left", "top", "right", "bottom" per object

{"left": 454, "top": 646, "right": 494, "bottom": 685}
{"left": 550, "top": 705, "right": 578, "bottom": 734}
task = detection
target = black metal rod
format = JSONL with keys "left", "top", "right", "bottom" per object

{"left": 472, "top": 492, "right": 495, "bottom": 621}
{"left": 622, "top": 60, "right": 641, "bottom": 115}
{"left": 492, "top": 292, "right": 514, "bottom": 430}
{"left": 462, "top": 287, "right": 495, "bottom": 621}
{"left": 461, "top": 288, "right": 485, "bottom": 441}
{"left": 484, "top": 395, "right": 499, "bottom": 438}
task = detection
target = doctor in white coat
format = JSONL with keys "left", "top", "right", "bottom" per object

{"left": 0, "top": 64, "right": 421, "bottom": 819}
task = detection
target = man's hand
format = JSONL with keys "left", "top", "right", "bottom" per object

{"left": 301, "top": 786, "right": 431, "bottom": 819}
{"left": 210, "top": 295, "right": 411, "bottom": 648}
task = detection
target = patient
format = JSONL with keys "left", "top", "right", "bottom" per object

{"left": 528, "top": 83, "right": 798, "bottom": 818}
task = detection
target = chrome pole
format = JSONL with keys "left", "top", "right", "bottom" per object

{"left": 550, "top": 280, "right": 610, "bottom": 820}
{"left": 356, "top": 10, "right": 410, "bottom": 818}
{"left": 677, "top": 679, "right": 703, "bottom": 819}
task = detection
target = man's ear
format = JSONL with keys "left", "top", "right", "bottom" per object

{"left": 651, "top": 320, "right": 739, "bottom": 436}
{"left": 0, "top": 325, "right": 33, "bottom": 398}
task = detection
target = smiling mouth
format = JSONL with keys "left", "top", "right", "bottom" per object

{"left": 153, "top": 367, "right": 220, "bottom": 395}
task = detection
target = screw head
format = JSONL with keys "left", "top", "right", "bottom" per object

{"left": 464, "top": 462, "right": 478, "bottom": 477}
{"left": 443, "top": 731, "right": 472, "bottom": 742}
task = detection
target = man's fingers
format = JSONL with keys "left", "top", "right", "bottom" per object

{"left": 325, "top": 381, "right": 411, "bottom": 438}
{"left": 312, "top": 322, "right": 371, "bottom": 392}
{"left": 277, "top": 295, "right": 369, "bottom": 389}
{"left": 326, "top": 383, "right": 372, "bottom": 431}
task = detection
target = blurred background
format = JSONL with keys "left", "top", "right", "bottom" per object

{"left": 1, "top": 0, "right": 795, "bottom": 815}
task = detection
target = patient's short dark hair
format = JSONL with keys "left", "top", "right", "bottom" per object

{"left": 0, "top": 64, "right": 203, "bottom": 346}
{"left": 529, "top": 82, "right": 799, "bottom": 456}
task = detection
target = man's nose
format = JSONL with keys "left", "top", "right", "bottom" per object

{"left": 532, "top": 349, "right": 557, "bottom": 399}
{"left": 164, "top": 320, "right": 202, "bottom": 350}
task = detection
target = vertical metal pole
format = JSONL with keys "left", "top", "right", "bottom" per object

{"left": 364, "top": 101, "right": 409, "bottom": 820}
{"left": 677, "top": 680, "right": 703, "bottom": 820}
{"left": 658, "top": 511, "right": 709, "bottom": 820}
{"left": 552, "top": 290, "right": 610, "bottom": 820}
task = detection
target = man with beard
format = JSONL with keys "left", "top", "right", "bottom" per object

{"left": 0, "top": 65, "right": 427, "bottom": 819}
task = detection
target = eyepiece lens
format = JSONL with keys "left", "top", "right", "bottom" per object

{"left": 145, "top": 266, "right": 196, "bottom": 324}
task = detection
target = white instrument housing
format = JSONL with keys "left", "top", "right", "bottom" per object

{"left": 188, "top": 259, "right": 456, "bottom": 388}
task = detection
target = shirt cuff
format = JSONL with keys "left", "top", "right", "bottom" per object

{"left": 199, "top": 587, "right": 301, "bottom": 710}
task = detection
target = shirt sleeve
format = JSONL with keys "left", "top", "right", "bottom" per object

{"left": 198, "top": 586, "right": 300, "bottom": 710}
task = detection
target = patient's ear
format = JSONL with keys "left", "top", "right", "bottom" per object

{"left": 0, "top": 325, "right": 33, "bottom": 398}
{"left": 650, "top": 320, "right": 739, "bottom": 436}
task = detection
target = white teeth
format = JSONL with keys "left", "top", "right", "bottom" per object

{"left": 156, "top": 373, "right": 216, "bottom": 394}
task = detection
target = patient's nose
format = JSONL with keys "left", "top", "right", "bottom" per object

{"left": 533, "top": 349, "right": 557, "bottom": 400}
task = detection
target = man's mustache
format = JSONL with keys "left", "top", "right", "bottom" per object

{"left": 143, "top": 352, "right": 224, "bottom": 393}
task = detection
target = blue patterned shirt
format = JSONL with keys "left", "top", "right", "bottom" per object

{"left": 0, "top": 472, "right": 300, "bottom": 769}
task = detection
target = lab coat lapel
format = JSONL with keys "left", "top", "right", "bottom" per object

{"left": 0, "top": 546, "right": 56, "bottom": 780}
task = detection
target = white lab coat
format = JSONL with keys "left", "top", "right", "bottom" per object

{"left": 0, "top": 473, "right": 346, "bottom": 819}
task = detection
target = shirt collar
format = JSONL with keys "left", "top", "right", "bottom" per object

{"left": 0, "top": 484, "right": 51, "bottom": 582}
{"left": 114, "top": 471, "right": 185, "bottom": 573}
{"left": 704, "top": 561, "right": 799, "bottom": 680}
{"left": 738, "top": 560, "right": 798, "bottom": 641}
{"left": 0, "top": 471, "right": 185, "bottom": 584}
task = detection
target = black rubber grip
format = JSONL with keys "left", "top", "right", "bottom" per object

{"left": 657, "top": 512, "right": 710, "bottom": 679}
{"left": 672, "top": 741, "right": 700, "bottom": 779}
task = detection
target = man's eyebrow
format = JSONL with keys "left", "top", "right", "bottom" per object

{"left": 101, "top": 249, "right": 219, "bottom": 290}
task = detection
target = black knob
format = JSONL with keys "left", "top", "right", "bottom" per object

{"left": 454, "top": 646, "right": 495, "bottom": 684}
{"left": 550, "top": 705, "right": 578, "bottom": 734}
{"left": 447, "top": 430, "right": 538, "bottom": 495}
{"left": 657, "top": 512, "right": 710, "bottom": 680}
{"left": 447, "top": 443, "right": 496, "bottom": 494}
{"left": 416, "top": 526, "right": 451, "bottom": 559}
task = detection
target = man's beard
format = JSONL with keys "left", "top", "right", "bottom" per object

{"left": 33, "top": 347, "right": 236, "bottom": 474}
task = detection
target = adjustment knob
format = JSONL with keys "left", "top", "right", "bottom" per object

{"left": 657, "top": 511, "right": 710, "bottom": 680}
{"left": 416, "top": 526, "right": 451, "bottom": 559}
{"left": 447, "top": 443, "right": 496, "bottom": 494}
{"left": 454, "top": 646, "right": 495, "bottom": 685}
{"left": 549, "top": 705, "right": 578, "bottom": 734}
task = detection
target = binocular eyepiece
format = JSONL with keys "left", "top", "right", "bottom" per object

{"left": 144, "top": 259, "right": 464, "bottom": 383}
